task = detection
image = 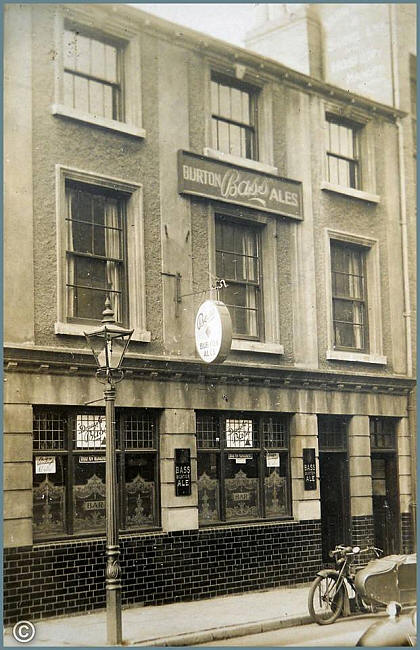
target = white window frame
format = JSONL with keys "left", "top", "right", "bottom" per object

{"left": 321, "top": 105, "right": 379, "bottom": 204}
{"left": 203, "top": 62, "right": 278, "bottom": 176}
{"left": 55, "top": 165, "right": 150, "bottom": 343}
{"left": 209, "top": 206, "right": 284, "bottom": 355}
{"left": 52, "top": 7, "right": 145, "bottom": 139}
{"left": 325, "top": 229, "right": 386, "bottom": 365}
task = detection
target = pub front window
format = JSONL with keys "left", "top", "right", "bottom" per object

{"left": 33, "top": 408, "right": 159, "bottom": 540}
{"left": 196, "top": 412, "right": 291, "bottom": 525}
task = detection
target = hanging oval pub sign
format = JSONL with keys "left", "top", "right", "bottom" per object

{"left": 195, "top": 300, "right": 232, "bottom": 364}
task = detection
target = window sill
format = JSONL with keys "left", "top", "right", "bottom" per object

{"left": 203, "top": 148, "right": 278, "bottom": 176}
{"left": 327, "top": 349, "right": 387, "bottom": 365}
{"left": 321, "top": 181, "right": 380, "bottom": 204}
{"left": 231, "top": 340, "right": 284, "bottom": 355}
{"left": 55, "top": 321, "right": 151, "bottom": 343}
{"left": 51, "top": 104, "right": 146, "bottom": 139}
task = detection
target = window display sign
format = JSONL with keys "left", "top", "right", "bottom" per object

{"left": 76, "top": 414, "right": 106, "bottom": 449}
{"left": 175, "top": 448, "right": 192, "bottom": 496}
{"left": 228, "top": 453, "right": 253, "bottom": 464}
{"left": 303, "top": 448, "right": 317, "bottom": 490}
{"left": 178, "top": 150, "right": 303, "bottom": 220}
{"left": 266, "top": 452, "right": 280, "bottom": 467}
{"left": 195, "top": 300, "right": 232, "bottom": 364}
{"left": 35, "top": 456, "right": 56, "bottom": 474}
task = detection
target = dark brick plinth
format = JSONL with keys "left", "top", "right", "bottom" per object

{"left": 4, "top": 520, "right": 322, "bottom": 625}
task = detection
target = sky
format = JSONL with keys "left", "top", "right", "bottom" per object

{"left": 131, "top": 3, "right": 262, "bottom": 46}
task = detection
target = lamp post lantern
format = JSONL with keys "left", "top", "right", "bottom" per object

{"left": 84, "top": 297, "right": 133, "bottom": 646}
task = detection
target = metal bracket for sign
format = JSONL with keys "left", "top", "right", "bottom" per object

{"left": 178, "top": 278, "right": 228, "bottom": 302}
{"left": 161, "top": 273, "right": 228, "bottom": 316}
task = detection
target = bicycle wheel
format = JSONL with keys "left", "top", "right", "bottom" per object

{"left": 308, "top": 575, "right": 344, "bottom": 625}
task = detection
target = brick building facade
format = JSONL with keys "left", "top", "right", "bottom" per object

{"left": 4, "top": 3, "right": 416, "bottom": 624}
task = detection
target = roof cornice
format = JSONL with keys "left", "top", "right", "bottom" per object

{"left": 60, "top": 3, "right": 407, "bottom": 122}
{"left": 4, "top": 345, "right": 415, "bottom": 396}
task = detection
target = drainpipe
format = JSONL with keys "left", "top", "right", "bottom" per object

{"left": 389, "top": 4, "right": 415, "bottom": 550}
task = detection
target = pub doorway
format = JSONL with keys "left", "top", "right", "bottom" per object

{"left": 370, "top": 418, "right": 400, "bottom": 555}
{"left": 318, "top": 416, "right": 350, "bottom": 563}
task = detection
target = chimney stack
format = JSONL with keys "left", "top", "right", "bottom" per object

{"left": 245, "top": 4, "right": 323, "bottom": 79}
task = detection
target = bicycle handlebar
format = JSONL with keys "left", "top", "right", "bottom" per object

{"left": 330, "top": 545, "right": 383, "bottom": 558}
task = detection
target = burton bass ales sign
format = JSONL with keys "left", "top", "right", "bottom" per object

{"left": 178, "top": 150, "right": 303, "bottom": 220}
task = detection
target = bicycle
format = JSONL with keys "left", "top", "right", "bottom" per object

{"left": 308, "top": 544, "right": 382, "bottom": 625}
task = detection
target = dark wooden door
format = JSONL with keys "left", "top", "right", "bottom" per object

{"left": 319, "top": 453, "right": 350, "bottom": 562}
{"left": 372, "top": 454, "right": 400, "bottom": 555}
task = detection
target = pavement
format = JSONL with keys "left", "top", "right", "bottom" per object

{"left": 3, "top": 583, "right": 312, "bottom": 647}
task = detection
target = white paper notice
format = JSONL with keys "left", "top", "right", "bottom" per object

{"left": 35, "top": 456, "right": 56, "bottom": 474}
{"left": 266, "top": 453, "right": 280, "bottom": 467}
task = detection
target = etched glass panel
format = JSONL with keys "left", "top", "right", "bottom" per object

{"left": 225, "top": 418, "right": 254, "bottom": 448}
{"left": 75, "top": 413, "right": 106, "bottom": 449}
{"left": 73, "top": 459, "right": 106, "bottom": 533}
{"left": 125, "top": 454, "right": 156, "bottom": 528}
{"left": 198, "top": 452, "right": 220, "bottom": 523}
{"left": 33, "top": 458, "right": 66, "bottom": 539}
{"left": 264, "top": 467, "right": 287, "bottom": 517}
{"left": 225, "top": 459, "right": 260, "bottom": 521}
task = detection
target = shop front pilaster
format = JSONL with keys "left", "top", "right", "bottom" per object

{"left": 160, "top": 408, "right": 198, "bottom": 532}
{"left": 397, "top": 417, "right": 414, "bottom": 552}
{"left": 348, "top": 415, "right": 374, "bottom": 548}
{"left": 290, "top": 412, "right": 320, "bottom": 521}
{"left": 4, "top": 402, "right": 33, "bottom": 547}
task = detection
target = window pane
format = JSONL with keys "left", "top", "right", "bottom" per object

{"left": 338, "top": 158, "right": 350, "bottom": 187}
{"left": 89, "top": 79, "right": 105, "bottom": 117}
{"left": 211, "top": 80, "right": 219, "bottom": 114}
{"left": 229, "top": 123, "right": 242, "bottom": 157}
{"left": 63, "top": 72, "right": 74, "bottom": 107}
{"left": 75, "top": 413, "right": 107, "bottom": 449}
{"left": 71, "top": 220, "right": 93, "bottom": 254}
{"left": 225, "top": 418, "right": 254, "bottom": 448}
{"left": 72, "top": 284, "right": 108, "bottom": 320}
{"left": 74, "top": 75, "right": 89, "bottom": 113}
{"left": 327, "top": 154, "right": 339, "bottom": 184}
{"left": 230, "top": 87, "right": 242, "bottom": 122}
{"left": 63, "top": 30, "right": 77, "bottom": 69}
{"left": 211, "top": 118, "right": 218, "bottom": 149}
{"left": 75, "top": 34, "right": 91, "bottom": 75}
{"left": 125, "top": 453, "right": 156, "bottom": 528}
{"left": 73, "top": 458, "right": 106, "bottom": 533}
{"left": 34, "top": 412, "right": 67, "bottom": 450}
{"left": 241, "top": 91, "right": 250, "bottom": 125}
{"left": 225, "top": 455, "right": 260, "bottom": 521}
{"left": 218, "top": 83, "right": 230, "bottom": 118}
{"left": 125, "top": 414, "right": 156, "bottom": 449}
{"left": 217, "top": 120, "right": 230, "bottom": 154}
{"left": 265, "top": 459, "right": 288, "bottom": 517}
{"left": 329, "top": 122, "right": 340, "bottom": 153}
{"left": 105, "top": 44, "right": 118, "bottom": 83}
{"left": 196, "top": 414, "right": 220, "bottom": 448}
{"left": 103, "top": 84, "right": 114, "bottom": 120}
{"left": 90, "top": 38, "right": 105, "bottom": 80}
{"left": 198, "top": 452, "right": 220, "bottom": 524}
{"left": 33, "top": 458, "right": 67, "bottom": 540}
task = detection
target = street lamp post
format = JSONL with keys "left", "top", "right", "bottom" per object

{"left": 85, "top": 298, "right": 133, "bottom": 646}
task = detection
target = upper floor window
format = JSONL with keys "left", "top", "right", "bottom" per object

{"left": 216, "top": 216, "right": 262, "bottom": 340}
{"left": 211, "top": 73, "right": 257, "bottom": 160}
{"left": 326, "top": 115, "right": 360, "bottom": 189}
{"left": 63, "top": 28, "right": 122, "bottom": 122}
{"left": 331, "top": 241, "right": 367, "bottom": 352}
{"left": 66, "top": 181, "right": 127, "bottom": 325}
